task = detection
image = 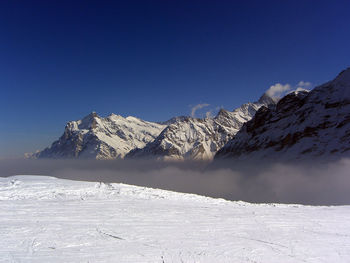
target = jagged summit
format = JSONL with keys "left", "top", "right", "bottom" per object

{"left": 81, "top": 111, "right": 99, "bottom": 121}
{"left": 311, "top": 67, "right": 350, "bottom": 105}
{"left": 33, "top": 68, "right": 350, "bottom": 161}
{"left": 333, "top": 67, "right": 350, "bottom": 84}
{"left": 108, "top": 113, "right": 123, "bottom": 118}
{"left": 158, "top": 116, "right": 189, "bottom": 126}
{"left": 127, "top": 92, "right": 277, "bottom": 160}
{"left": 214, "top": 109, "right": 231, "bottom": 121}
{"left": 215, "top": 68, "right": 350, "bottom": 161}
{"left": 35, "top": 89, "right": 278, "bottom": 160}
{"left": 34, "top": 113, "right": 166, "bottom": 159}
{"left": 258, "top": 93, "right": 278, "bottom": 105}
{"left": 78, "top": 111, "right": 100, "bottom": 130}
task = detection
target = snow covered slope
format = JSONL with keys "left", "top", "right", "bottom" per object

{"left": 216, "top": 68, "right": 350, "bottom": 161}
{"left": 1, "top": 175, "right": 349, "bottom": 262}
{"left": 127, "top": 93, "right": 277, "bottom": 160}
{"left": 34, "top": 112, "right": 166, "bottom": 159}
{"left": 34, "top": 93, "right": 276, "bottom": 160}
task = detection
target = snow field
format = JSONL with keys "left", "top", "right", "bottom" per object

{"left": 1, "top": 176, "right": 350, "bottom": 262}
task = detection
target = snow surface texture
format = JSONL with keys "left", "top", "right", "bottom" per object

{"left": 216, "top": 67, "right": 350, "bottom": 161}
{"left": 34, "top": 113, "right": 166, "bottom": 159}
{"left": 127, "top": 94, "right": 276, "bottom": 160}
{"left": 1, "top": 175, "right": 350, "bottom": 262}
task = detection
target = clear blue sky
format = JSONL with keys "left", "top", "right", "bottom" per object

{"left": 1, "top": 0, "right": 349, "bottom": 157}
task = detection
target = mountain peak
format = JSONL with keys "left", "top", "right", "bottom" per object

{"left": 215, "top": 108, "right": 231, "bottom": 118}
{"left": 258, "top": 93, "right": 278, "bottom": 105}
{"left": 158, "top": 116, "right": 189, "bottom": 125}
{"left": 215, "top": 68, "right": 350, "bottom": 161}
{"left": 333, "top": 67, "right": 350, "bottom": 85}
{"left": 79, "top": 111, "right": 100, "bottom": 128}
{"left": 83, "top": 111, "right": 99, "bottom": 119}
{"left": 35, "top": 111, "right": 166, "bottom": 159}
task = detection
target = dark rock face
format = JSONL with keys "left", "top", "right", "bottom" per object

{"left": 215, "top": 68, "right": 350, "bottom": 161}
{"left": 36, "top": 123, "right": 88, "bottom": 159}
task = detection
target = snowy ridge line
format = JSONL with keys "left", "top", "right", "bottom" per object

{"left": 27, "top": 67, "right": 350, "bottom": 162}
{"left": 33, "top": 112, "right": 166, "bottom": 159}
{"left": 0, "top": 175, "right": 229, "bottom": 204}
{"left": 215, "top": 67, "right": 350, "bottom": 161}
{"left": 126, "top": 93, "right": 277, "bottom": 160}
{"left": 1, "top": 175, "right": 346, "bottom": 208}
{"left": 33, "top": 91, "right": 277, "bottom": 160}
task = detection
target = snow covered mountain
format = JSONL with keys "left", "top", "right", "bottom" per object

{"left": 35, "top": 112, "right": 166, "bottom": 159}
{"left": 215, "top": 68, "right": 350, "bottom": 161}
{"left": 127, "top": 94, "right": 277, "bottom": 160}
{"left": 157, "top": 115, "right": 189, "bottom": 125}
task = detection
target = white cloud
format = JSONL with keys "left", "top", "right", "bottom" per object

{"left": 191, "top": 103, "right": 209, "bottom": 117}
{"left": 295, "top": 81, "right": 312, "bottom": 92}
{"left": 266, "top": 83, "right": 291, "bottom": 98}
{"left": 296, "top": 81, "right": 311, "bottom": 89}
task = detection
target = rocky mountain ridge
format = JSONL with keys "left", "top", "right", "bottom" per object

{"left": 215, "top": 68, "right": 350, "bottom": 161}
{"left": 34, "top": 113, "right": 166, "bottom": 159}
{"left": 34, "top": 92, "right": 276, "bottom": 160}
{"left": 34, "top": 68, "right": 350, "bottom": 161}
{"left": 127, "top": 94, "right": 277, "bottom": 160}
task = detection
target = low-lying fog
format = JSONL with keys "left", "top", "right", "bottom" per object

{"left": 1, "top": 158, "right": 349, "bottom": 205}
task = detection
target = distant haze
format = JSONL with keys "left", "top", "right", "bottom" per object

{"left": 1, "top": 158, "right": 349, "bottom": 205}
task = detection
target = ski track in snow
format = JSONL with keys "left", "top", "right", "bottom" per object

{"left": 0, "top": 175, "right": 349, "bottom": 262}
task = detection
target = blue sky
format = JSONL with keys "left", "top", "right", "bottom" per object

{"left": 1, "top": 0, "right": 349, "bottom": 157}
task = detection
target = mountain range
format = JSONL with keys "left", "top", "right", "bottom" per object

{"left": 126, "top": 94, "right": 276, "bottom": 160}
{"left": 33, "top": 68, "right": 350, "bottom": 161}
{"left": 215, "top": 67, "right": 350, "bottom": 161}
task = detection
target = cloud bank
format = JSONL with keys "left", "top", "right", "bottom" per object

{"left": 0, "top": 158, "right": 349, "bottom": 205}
